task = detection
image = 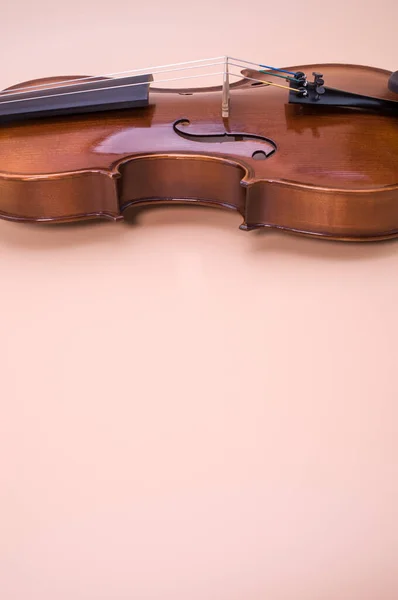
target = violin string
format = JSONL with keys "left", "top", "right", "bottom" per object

{"left": 0, "top": 58, "right": 226, "bottom": 98}
{"left": 228, "top": 56, "right": 297, "bottom": 76}
{"left": 0, "top": 68, "right": 299, "bottom": 107}
{"left": 260, "top": 70, "right": 295, "bottom": 81}
{"left": 229, "top": 71, "right": 296, "bottom": 91}
{"left": 0, "top": 71, "right": 223, "bottom": 105}
{"left": 0, "top": 56, "right": 299, "bottom": 100}
{"left": 227, "top": 62, "right": 293, "bottom": 88}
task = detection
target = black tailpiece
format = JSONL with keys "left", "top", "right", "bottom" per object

{"left": 289, "top": 71, "right": 398, "bottom": 115}
{"left": 388, "top": 71, "right": 398, "bottom": 94}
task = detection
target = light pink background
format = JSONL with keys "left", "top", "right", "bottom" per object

{"left": 1, "top": 2, "right": 398, "bottom": 599}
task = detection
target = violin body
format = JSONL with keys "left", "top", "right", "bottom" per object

{"left": 0, "top": 62, "right": 397, "bottom": 241}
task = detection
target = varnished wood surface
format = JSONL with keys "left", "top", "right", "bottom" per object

{"left": 0, "top": 63, "right": 397, "bottom": 240}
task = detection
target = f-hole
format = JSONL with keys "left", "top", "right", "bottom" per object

{"left": 173, "top": 119, "right": 276, "bottom": 158}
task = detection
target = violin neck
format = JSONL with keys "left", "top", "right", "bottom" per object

{"left": 0, "top": 74, "right": 153, "bottom": 123}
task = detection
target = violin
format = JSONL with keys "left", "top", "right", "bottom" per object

{"left": 0, "top": 56, "right": 397, "bottom": 242}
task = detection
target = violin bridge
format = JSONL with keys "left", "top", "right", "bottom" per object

{"left": 222, "top": 56, "right": 230, "bottom": 118}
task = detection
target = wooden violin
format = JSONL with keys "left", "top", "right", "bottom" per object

{"left": 1, "top": 56, "right": 398, "bottom": 242}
